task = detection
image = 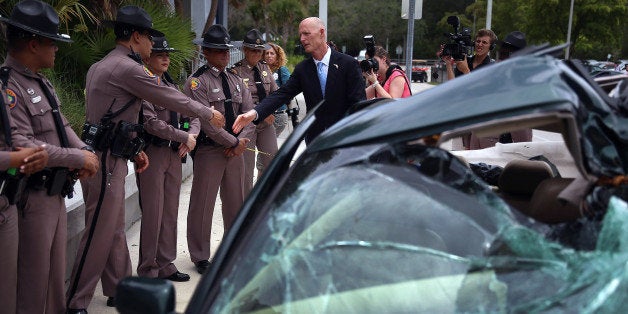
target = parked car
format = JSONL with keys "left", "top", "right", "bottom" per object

{"left": 591, "top": 69, "right": 625, "bottom": 78}
{"left": 615, "top": 60, "right": 628, "bottom": 72}
{"left": 411, "top": 59, "right": 429, "bottom": 82}
{"left": 117, "top": 47, "right": 628, "bottom": 313}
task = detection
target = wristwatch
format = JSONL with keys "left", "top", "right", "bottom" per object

{"left": 81, "top": 145, "right": 96, "bottom": 154}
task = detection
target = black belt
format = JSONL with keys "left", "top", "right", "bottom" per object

{"left": 197, "top": 135, "right": 220, "bottom": 147}
{"left": 274, "top": 110, "right": 286, "bottom": 114}
{"left": 151, "top": 137, "right": 172, "bottom": 147}
{"left": 146, "top": 135, "right": 178, "bottom": 151}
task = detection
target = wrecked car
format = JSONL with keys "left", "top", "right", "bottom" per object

{"left": 118, "top": 46, "right": 628, "bottom": 313}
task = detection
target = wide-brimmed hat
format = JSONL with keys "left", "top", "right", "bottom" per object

{"left": 193, "top": 24, "right": 233, "bottom": 50}
{"left": 500, "top": 31, "right": 526, "bottom": 50}
{"left": 0, "top": 0, "right": 72, "bottom": 43}
{"left": 151, "top": 36, "right": 177, "bottom": 52}
{"left": 102, "top": 5, "right": 164, "bottom": 38}
{"left": 234, "top": 29, "right": 270, "bottom": 50}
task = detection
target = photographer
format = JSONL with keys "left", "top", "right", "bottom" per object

{"left": 363, "top": 46, "right": 412, "bottom": 99}
{"left": 440, "top": 29, "right": 497, "bottom": 80}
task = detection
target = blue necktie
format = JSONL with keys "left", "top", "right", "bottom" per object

{"left": 317, "top": 62, "right": 326, "bottom": 97}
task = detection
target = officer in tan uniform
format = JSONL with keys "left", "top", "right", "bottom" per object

{"left": 183, "top": 24, "right": 255, "bottom": 274}
{"left": 66, "top": 6, "right": 225, "bottom": 313}
{"left": 136, "top": 36, "right": 199, "bottom": 282}
{"left": 232, "top": 29, "right": 279, "bottom": 194}
{"left": 0, "top": 1, "right": 100, "bottom": 313}
{"left": 0, "top": 54, "right": 48, "bottom": 314}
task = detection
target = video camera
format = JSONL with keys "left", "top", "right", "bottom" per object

{"left": 360, "top": 35, "right": 379, "bottom": 73}
{"left": 441, "top": 16, "right": 473, "bottom": 61}
{"left": 287, "top": 100, "right": 300, "bottom": 128}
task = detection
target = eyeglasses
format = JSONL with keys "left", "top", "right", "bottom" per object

{"left": 475, "top": 39, "right": 490, "bottom": 45}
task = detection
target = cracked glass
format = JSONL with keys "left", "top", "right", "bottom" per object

{"left": 209, "top": 142, "right": 628, "bottom": 313}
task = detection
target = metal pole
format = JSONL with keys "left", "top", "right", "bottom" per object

{"left": 565, "top": 0, "right": 574, "bottom": 59}
{"left": 319, "top": 0, "right": 328, "bottom": 30}
{"left": 404, "top": 0, "right": 415, "bottom": 84}
{"left": 485, "top": 0, "right": 492, "bottom": 29}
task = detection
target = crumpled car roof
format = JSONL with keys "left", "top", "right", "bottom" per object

{"left": 311, "top": 55, "right": 628, "bottom": 179}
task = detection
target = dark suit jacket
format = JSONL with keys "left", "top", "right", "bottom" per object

{"left": 254, "top": 50, "right": 366, "bottom": 143}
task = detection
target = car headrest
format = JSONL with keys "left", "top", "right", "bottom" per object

{"left": 498, "top": 159, "right": 554, "bottom": 195}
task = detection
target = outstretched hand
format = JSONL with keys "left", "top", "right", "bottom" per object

{"left": 232, "top": 110, "right": 257, "bottom": 134}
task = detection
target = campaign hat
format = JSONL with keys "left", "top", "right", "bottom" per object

{"left": 500, "top": 31, "right": 527, "bottom": 50}
{"left": 151, "top": 36, "right": 177, "bottom": 52}
{"left": 193, "top": 24, "right": 233, "bottom": 50}
{"left": 0, "top": 0, "right": 72, "bottom": 42}
{"left": 238, "top": 29, "right": 270, "bottom": 50}
{"left": 102, "top": 5, "right": 165, "bottom": 38}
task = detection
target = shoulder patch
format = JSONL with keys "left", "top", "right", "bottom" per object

{"left": 5, "top": 88, "right": 17, "bottom": 109}
{"left": 143, "top": 66, "right": 155, "bottom": 78}
{"left": 190, "top": 78, "right": 200, "bottom": 90}
{"left": 227, "top": 67, "right": 238, "bottom": 75}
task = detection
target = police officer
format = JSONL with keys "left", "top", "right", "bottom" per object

{"left": 0, "top": 79, "right": 48, "bottom": 314}
{"left": 232, "top": 29, "right": 279, "bottom": 194}
{"left": 136, "top": 36, "right": 198, "bottom": 282}
{"left": 183, "top": 25, "right": 254, "bottom": 274}
{"left": 66, "top": 6, "right": 225, "bottom": 312}
{"left": 0, "top": 1, "right": 101, "bottom": 313}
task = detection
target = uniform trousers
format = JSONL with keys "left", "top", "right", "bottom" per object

{"left": 137, "top": 145, "right": 182, "bottom": 278}
{"left": 187, "top": 145, "right": 244, "bottom": 263}
{"left": 0, "top": 200, "right": 18, "bottom": 314}
{"left": 244, "top": 122, "right": 278, "bottom": 194}
{"left": 67, "top": 153, "right": 132, "bottom": 309}
{"left": 17, "top": 189, "right": 66, "bottom": 314}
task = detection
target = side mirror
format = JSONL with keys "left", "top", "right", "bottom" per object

{"left": 116, "top": 277, "right": 175, "bottom": 314}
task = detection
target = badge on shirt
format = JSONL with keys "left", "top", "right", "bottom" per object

{"left": 143, "top": 66, "right": 155, "bottom": 78}
{"left": 5, "top": 89, "right": 17, "bottom": 109}
{"left": 190, "top": 78, "right": 200, "bottom": 90}
{"left": 31, "top": 95, "right": 42, "bottom": 104}
{"left": 26, "top": 88, "right": 35, "bottom": 95}
{"left": 243, "top": 78, "right": 249, "bottom": 83}
{"left": 262, "top": 70, "right": 268, "bottom": 77}
{"left": 236, "top": 84, "right": 241, "bottom": 93}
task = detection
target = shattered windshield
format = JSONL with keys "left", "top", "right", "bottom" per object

{"left": 210, "top": 143, "right": 628, "bottom": 313}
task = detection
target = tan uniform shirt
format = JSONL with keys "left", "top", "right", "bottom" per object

{"left": 142, "top": 81, "right": 201, "bottom": 143}
{"left": 4, "top": 56, "right": 85, "bottom": 167}
{"left": 231, "top": 60, "right": 278, "bottom": 104}
{"left": 183, "top": 65, "right": 255, "bottom": 146}
{"left": 85, "top": 45, "right": 213, "bottom": 128}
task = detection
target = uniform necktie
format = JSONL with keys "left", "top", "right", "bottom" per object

{"left": 317, "top": 61, "right": 326, "bottom": 97}
{"left": 219, "top": 72, "right": 237, "bottom": 136}
{"left": 0, "top": 67, "right": 12, "bottom": 147}
{"left": 35, "top": 77, "right": 69, "bottom": 148}
{"left": 252, "top": 66, "right": 266, "bottom": 103}
{"left": 169, "top": 110, "right": 178, "bottom": 128}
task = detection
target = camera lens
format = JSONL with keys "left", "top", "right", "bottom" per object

{"left": 360, "top": 60, "right": 372, "bottom": 72}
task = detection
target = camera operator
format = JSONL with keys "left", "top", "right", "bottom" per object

{"left": 440, "top": 29, "right": 497, "bottom": 80}
{"left": 363, "top": 46, "right": 412, "bottom": 99}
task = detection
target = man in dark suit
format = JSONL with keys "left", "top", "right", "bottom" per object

{"left": 233, "top": 17, "right": 366, "bottom": 143}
